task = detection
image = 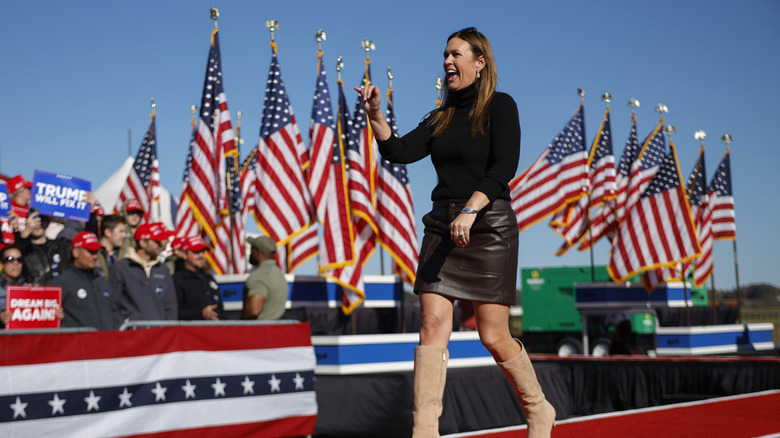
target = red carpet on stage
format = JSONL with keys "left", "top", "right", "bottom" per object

{"left": 444, "top": 390, "right": 780, "bottom": 438}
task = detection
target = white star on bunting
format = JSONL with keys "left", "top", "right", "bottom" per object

{"left": 212, "top": 377, "right": 226, "bottom": 397}
{"left": 10, "top": 396, "right": 28, "bottom": 419}
{"left": 84, "top": 390, "right": 101, "bottom": 412}
{"left": 152, "top": 382, "right": 168, "bottom": 402}
{"left": 268, "top": 374, "right": 282, "bottom": 393}
{"left": 48, "top": 393, "right": 66, "bottom": 415}
{"left": 118, "top": 387, "right": 133, "bottom": 408}
{"left": 182, "top": 379, "right": 197, "bottom": 399}
{"left": 241, "top": 376, "right": 256, "bottom": 395}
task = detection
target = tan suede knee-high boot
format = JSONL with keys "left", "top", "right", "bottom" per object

{"left": 412, "top": 345, "right": 449, "bottom": 438}
{"left": 496, "top": 340, "right": 556, "bottom": 438}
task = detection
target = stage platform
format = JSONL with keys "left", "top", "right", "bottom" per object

{"left": 312, "top": 353, "right": 780, "bottom": 437}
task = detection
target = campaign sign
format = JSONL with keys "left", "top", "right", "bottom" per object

{"left": 5, "top": 286, "right": 62, "bottom": 329}
{"left": 0, "top": 182, "right": 10, "bottom": 219}
{"left": 30, "top": 171, "right": 92, "bottom": 221}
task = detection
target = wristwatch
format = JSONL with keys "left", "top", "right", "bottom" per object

{"left": 461, "top": 208, "right": 478, "bottom": 214}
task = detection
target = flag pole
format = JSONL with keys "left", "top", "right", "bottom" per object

{"left": 435, "top": 77, "right": 443, "bottom": 108}
{"left": 721, "top": 133, "right": 741, "bottom": 322}
{"left": 694, "top": 129, "right": 718, "bottom": 325}
{"left": 149, "top": 98, "right": 158, "bottom": 222}
{"left": 266, "top": 19, "right": 279, "bottom": 55}
{"left": 666, "top": 123, "right": 691, "bottom": 327}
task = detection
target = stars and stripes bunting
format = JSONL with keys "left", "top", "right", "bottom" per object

{"left": 550, "top": 108, "right": 616, "bottom": 255}
{"left": 248, "top": 50, "right": 312, "bottom": 246}
{"left": 608, "top": 142, "right": 701, "bottom": 283}
{"left": 0, "top": 325, "right": 317, "bottom": 437}
{"left": 114, "top": 113, "right": 160, "bottom": 223}
{"left": 376, "top": 84, "right": 418, "bottom": 285}
{"left": 510, "top": 104, "right": 589, "bottom": 233}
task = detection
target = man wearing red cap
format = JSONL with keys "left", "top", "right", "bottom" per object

{"left": 9, "top": 174, "right": 32, "bottom": 224}
{"left": 118, "top": 199, "right": 145, "bottom": 260}
{"left": 109, "top": 223, "right": 177, "bottom": 321}
{"left": 48, "top": 232, "right": 118, "bottom": 330}
{"left": 173, "top": 236, "right": 224, "bottom": 321}
{"left": 2, "top": 174, "right": 33, "bottom": 244}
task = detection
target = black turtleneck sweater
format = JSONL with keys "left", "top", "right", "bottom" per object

{"left": 377, "top": 84, "right": 520, "bottom": 203}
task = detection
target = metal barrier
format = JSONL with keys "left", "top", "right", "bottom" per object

{"left": 118, "top": 319, "right": 303, "bottom": 330}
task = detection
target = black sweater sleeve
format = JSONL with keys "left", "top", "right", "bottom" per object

{"left": 376, "top": 119, "right": 434, "bottom": 164}
{"left": 478, "top": 93, "right": 521, "bottom": 202}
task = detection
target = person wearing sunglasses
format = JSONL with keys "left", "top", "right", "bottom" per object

{"left": 357, "top": 27, "right": 555, "bottom": 437}
{"left": 0, "top": 245, "right": 29, "bottom": 328}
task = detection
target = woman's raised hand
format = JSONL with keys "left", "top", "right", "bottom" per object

{"left": 354, "top": 85, "right": 382, "bottom": 116}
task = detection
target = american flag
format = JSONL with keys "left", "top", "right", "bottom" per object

{"left": 641, "top": 144, "right": 708, "bottom": 291}
{"left": 510, "top": 104, "right": 589, "bottom": 233}
{"left": 551, "top": 108, "right": 616, "bottom": 255}
{"left": 181, "top": 29, "right": 234, "bottom": 257}
{"left": 287, "top": 53, "right": 342, "bottom": 274}
{"left": 115, "top": 114, "right": 160, "bottom": 223}
{"left": 685, "top": 147, "right": 712, "bottom": 286}
{"left": 315, "top": 75, "right": 355, "bottom": 272}
{"left": 211, "top": 143, "right": 246, "bottom": 275}
{"left": 248, "top": 52, "right": 312, "bottom": 245}
{"left": 174, "top": 123, "right": 200, "bottom": 238}
{"left": 709, "top": 150, "right": 736, "bottom": 240}
{"left": 329, "top": 71, "right": 380, "bottom": 314}
{"left": 582, "top": 119, "right": 666, "bottom": 251}
{"left": 376, "top": 85, "right": 418, "bottom": 284}
{"left": 0, "top": 325, "right": 317, "bottom": 437}
{"left": 608, "top": 144, "right": 701, "bottom": 282}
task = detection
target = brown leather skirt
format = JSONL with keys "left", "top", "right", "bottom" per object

{"left": 414, "top": 199, "right": 518, "bottom": 305}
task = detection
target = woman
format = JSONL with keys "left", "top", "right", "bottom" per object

{"left": 357, "top": 28, "right": 556, "bottom": 437}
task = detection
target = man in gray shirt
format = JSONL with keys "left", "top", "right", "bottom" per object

{"left": 242, "top": 236, "right": 288, "bottom": 320}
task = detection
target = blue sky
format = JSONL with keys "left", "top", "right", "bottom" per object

{"left": 3, "top": 1, "right": 779, "bottom": 290}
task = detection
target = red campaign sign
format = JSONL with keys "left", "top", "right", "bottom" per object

{"left": 5, "top": 286, "right": 62, "bottom": 329}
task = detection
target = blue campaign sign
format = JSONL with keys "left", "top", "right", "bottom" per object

{"left": 30, "top": 171, "right": 92, "bottom": 221}
{"left": 0, "top": 183, "right": 10, "bottom": 219}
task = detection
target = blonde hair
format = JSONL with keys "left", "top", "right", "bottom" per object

{"left": 427, "top": 27, "right": 497, "bottom": 137}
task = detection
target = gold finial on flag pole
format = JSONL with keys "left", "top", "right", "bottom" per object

{"left": 628, "top": 98, "right": 640, "bottom": 114}
{"left": 387, "top": 66, "right": 394, "bottom": 90}
{"left": 190, "top": 104, "right": 197, "bottom": 130}
{"left": 664, "top": 124, "right": 676, "bottom": 143}
{"left": 210, "top": 7, "right": 219, "bottom": 28}
{"left": 361, "top": 40, "right": 375, "bottom": 86}
{"left": 235, "top": 110, "right": 244, "bottom": 148}
{"left": 336, "top": 56, "right": 344, "bottom": 82}
{"left": 601, "top": 92, "right": 612, "bottom": 109}
{"left": 655, "top": 103, "right": 668, "bottom": 121}
{"left": 316, "top": 29, "right": 326, "bottom": 52}
{"left": 266, "top": 19, "right": 280, "bottom": 54}
{"left": 362, "top": 39, "right": 375, "bottom": 61}
{"left": 150, "top": 97, "right": 156, "bottom": 116}
{"left": 721, "top": 133, "right": 733, "bottom": 151}
{"left": 435, "top": 77, "right": 443, "bottom": 108}
{"left": 577, "top": 86, "right": 585, "bottom": 104}
{"left": 694, "top": 130, "right": 706, "bottom": 147}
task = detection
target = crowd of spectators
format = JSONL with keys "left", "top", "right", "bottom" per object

{"left": 1, "top": 173, "right": 287, "bottom": 331}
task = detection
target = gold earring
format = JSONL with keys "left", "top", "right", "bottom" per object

{"left": 477, "top": 70, "right": 481, "bottom": 79}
